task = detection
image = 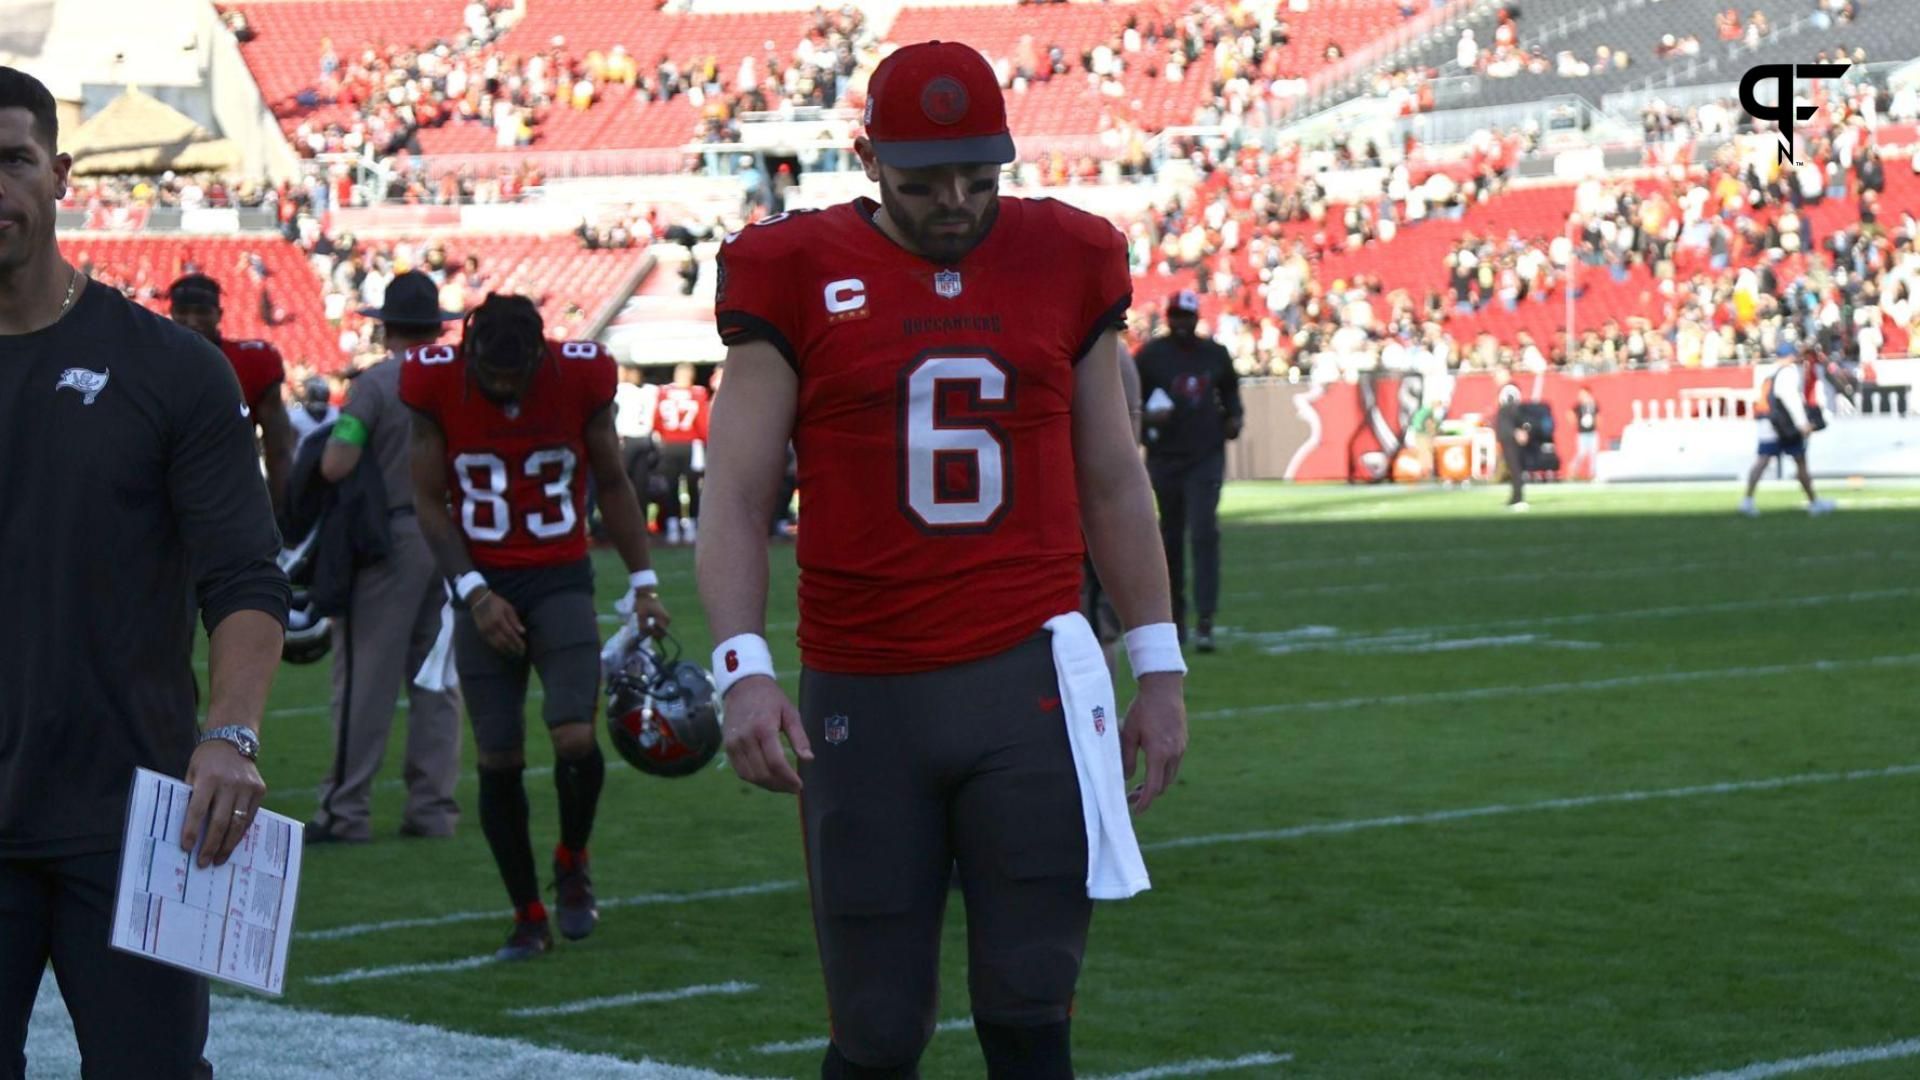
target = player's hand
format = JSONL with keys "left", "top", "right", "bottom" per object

{"left": 181, "top": 739, "right": 266, "bottom": 869}
{"left": 633, "top": 591, "right": 671, "bottom": 638}
{"left": 1799, "top": 423, "right": 1813, "bottom": 437}
{"left": 472, "top": 590, "right": 527, "bottom": 657}
{"left": 721, "top": 676, "right": 812, "bottom": 795}
{"left": 1122, "top": 672, "right": 1187, "bottom": 815}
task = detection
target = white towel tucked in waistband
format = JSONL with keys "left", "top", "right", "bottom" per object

{"left": 412, "top": 587, "right": 460, "bottom": 693}
{"left": 1043, "top": 612, "right": 1151, "bottom": 901}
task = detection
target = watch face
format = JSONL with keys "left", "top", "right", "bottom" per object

{"left": 211, "top": 726, "right": 259, "bottom": 758}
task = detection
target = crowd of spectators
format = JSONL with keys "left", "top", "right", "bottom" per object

{"left": 1121, "top": 110, "right": 1920, "bottom": 382}
{"left": 60, "top": 173, "right": 281, "bottom": 211}
{"left": 271, "top": 2, "right": 876, "bottom": 159}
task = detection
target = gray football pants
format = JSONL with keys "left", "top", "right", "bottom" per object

{"left": 312, "top": 516, "right": 463, "bottom": 839}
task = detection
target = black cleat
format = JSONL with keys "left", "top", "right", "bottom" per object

{"left": 495, "top": 917, "right": 552, "bottom": 962}
{"left": 1195, "top": 621, "right": 1215, "bottom": 654}
{"left": 553, "top": 857, "right": 600, "bottom": 942}
{"left": 303, "top": 820, "right": 367, "bottom": 846}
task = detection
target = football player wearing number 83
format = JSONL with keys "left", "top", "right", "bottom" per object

{"left": 401, "top": 293, "right": 670, "bottom": 961}
{"left": 698, "top": 40, "right": 1187, "bottom": 1080}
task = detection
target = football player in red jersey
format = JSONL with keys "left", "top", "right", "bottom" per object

{"left": 651, "top": 361, "right": 709, "bottom": 545}
{"left": 168, "top": 274, "right": 296, "bottom": 515}
{"left": 402, "top": 293, "right": 670, "bottom": 961}
{"left": 697, "top": 41, "right": 1187, "bottom": 1079}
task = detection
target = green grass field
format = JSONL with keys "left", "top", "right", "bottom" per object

{"left": 183, "top": 482, "right": 1920, "bottom": 1078}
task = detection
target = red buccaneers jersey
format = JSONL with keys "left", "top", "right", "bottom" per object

{"left": 219, "top": 338, "right": 285, "bottom": 408}
{"left": 399, "top": 339, "right": 616, "bottom": 570}
{"left": 716, "top": 197, "right": 1131, "bottom": 674}
{"left": 652, "top": 384, "right": 710, "bottom": 444}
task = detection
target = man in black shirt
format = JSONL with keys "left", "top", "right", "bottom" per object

{"left": 0, "top": 68, "right": 288, "bottom": 1080}
{"left": 1494, "top": 366, "right": 1529, "bottom": 509}
{"left": 1136, "top": 290, "right": 1243, "bottom": 652}
{"left": 1569, "top": 386, "right": 1599, "bottom": 480}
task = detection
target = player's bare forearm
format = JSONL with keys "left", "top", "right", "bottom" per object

{"left": 258, "top": 396, "right": 296, "bottom": 516}
{"left": 587, "top": 410, "right": 654, "bottom": 573}
{"left": 204, "top": 609, "right": 283, "bottom": 735}
{"left": 695, "top": 342, "right": 795, "bottom": 640}
{"left": 1075, "top": 332, "right": 1174, "bottom": 630}
{"left": 410, "top": 413, "right": 475, "bottom": 579}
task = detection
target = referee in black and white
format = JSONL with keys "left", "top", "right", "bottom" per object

{"left": 0, "top": 68, "right": 288, "bottom": 1079}
{"left": 1137, "top": 290, "right": 1243, "bottom": 653}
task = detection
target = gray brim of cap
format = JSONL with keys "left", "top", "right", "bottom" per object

{"left": 870, "top": 131, "right": 1017, "bottom": 169}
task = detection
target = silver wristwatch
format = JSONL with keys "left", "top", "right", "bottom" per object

{"left": 198, "top": 724, "right": 260, "bottom": 761}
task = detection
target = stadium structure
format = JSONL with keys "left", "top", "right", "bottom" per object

{"left": 13, "top": 0, "right": 1919, "bottom": 486}
{"left": 13, "top": 2, "right": 1920, "bottom": 1076}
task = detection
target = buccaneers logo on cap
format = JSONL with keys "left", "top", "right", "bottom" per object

{"left": 921, "top": 76, "right": 969, "bottom": 125}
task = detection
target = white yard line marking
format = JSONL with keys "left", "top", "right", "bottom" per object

{"left": 1244, "top": 629, "right": 1601, "bottom": 656}
{"left": 1225, "top": 588, "right": 1920, "bottom": 657}
{"left": 751, "top": 1017, "right": 975, "bottom": 1055}
{"left": 1088, "top": 1051, "right": 1293, "bottom": 1080}
{"left": 297, "top": 880, "right": 802, "bottom": 942}
{"left": 1372, "top": 586, "right": 1920, "bottom": 639}
{"left": 1192, "top": 654, "right": 1920, "bottom": 720}
{"left": 505, "top": 982, "right": 757, "bottom": 1018}
{"left": 1263, "top": 552, "right": 1912, "bottom": 598}
{"left": 306, "top": 954, "right": 497, "bottom": 986}
{"left": 29, "top": 972, "right": 772, "bottom": 1080}
{"left": 1671, "top": 1036, "right": 1920, "bottom": 1080}
{"left": 1144, "top": 764, "right": 1920, "bottom": 852}
{"left": 302, "top": 759, "right": 1920, "bottom": 944}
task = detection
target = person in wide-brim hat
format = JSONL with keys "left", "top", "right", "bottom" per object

{"left": 359, "top": 270, "right": 463, "bottom": 330}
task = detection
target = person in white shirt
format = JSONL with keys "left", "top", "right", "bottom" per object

{"left": 288, "top": 376, "right": 338, "bottom": 448}
{"left": 1856, "top": 307, "right": 1884, "bottom": 368}
{"left": 1740, "top": 350, "right": 1835, "bottom": 516}
{"left": 613, "top": 360, "right": 659, "bottom": 531}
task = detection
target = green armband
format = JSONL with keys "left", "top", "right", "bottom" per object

{"left": 331, "top": 413, "right": 369, "bottom": 447}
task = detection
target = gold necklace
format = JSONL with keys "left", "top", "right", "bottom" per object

{"left": 56, "top": 267, "right": 80, "bottom": 319}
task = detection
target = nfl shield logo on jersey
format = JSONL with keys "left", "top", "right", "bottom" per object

{"left": 1091, "top": 706, "right": 1106, "bottom": 736}
{"left": 825, "top": 713, "right": 850, "bottom": 745}
{"left": 933, "top": 269, "right": 963, "bottom": 299}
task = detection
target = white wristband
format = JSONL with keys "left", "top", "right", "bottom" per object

{"left": 712, "top": 633, "right": 775, "bottom": 698}
{"left": 629, "top": 568, "right": 659, "bottom": 590}
{"left": 1124, "top": 623, "right": 1188, "bottom": 677}
{"left": 454, "top": 571, "right": 488, "bottom": 603}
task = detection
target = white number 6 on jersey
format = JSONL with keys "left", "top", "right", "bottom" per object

{"left": 900, "top": 353, "right": 1015, "bottom": 532}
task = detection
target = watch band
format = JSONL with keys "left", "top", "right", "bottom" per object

{"left": 199, "top": 724, "right": 259, "bottom": 761}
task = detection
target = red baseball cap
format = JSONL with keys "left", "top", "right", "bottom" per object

{"left": 863, "top": 41, "right": 1016, "bottom": 169}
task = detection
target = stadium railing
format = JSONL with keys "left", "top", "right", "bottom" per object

{"left": 1289, "top": 0, "right": 1502, "bottom": 120}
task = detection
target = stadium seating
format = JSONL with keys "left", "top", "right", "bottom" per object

{"left": 890, "top": 0, "right": 1414, "bottom": 134}
{"left": 1403, "top": 0, "right": 1916, "bottom": 112}
{"left": 224, "top": 0, "right": 1433, "bottom": 150}
{"left": 357, "top": 233, "right": 649, "bottom": 338}
{"left": 221, "top": 1, "right": 829, "bottom": 153}
{"left": 221, "top": 0, "right": 471, "bottom": 131}
{"left": 1136, "top": 153, "right": 1920, "bottom": 351}
{"left": 57, "top": 233, "right": 646, "bottom": 373}
{"left": 57, "top": 235, "right": 340, "bottom": 368}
